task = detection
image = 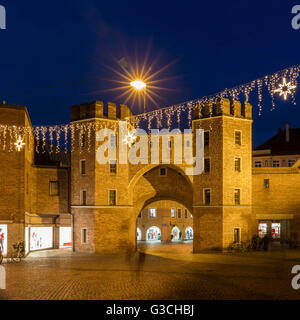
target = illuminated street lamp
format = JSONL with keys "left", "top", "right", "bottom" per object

{"left": 130, "top": 80, "right": 146, "bottom": 90}
{"left": 130, "top": 80, "right": 147, "bottom": 112}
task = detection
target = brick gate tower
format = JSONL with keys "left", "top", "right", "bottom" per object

{"left": 71, "top": 98, "right": 255, "bottom": 253}
{"left": 192, "top": 98, "right": 255, "bottom": 251}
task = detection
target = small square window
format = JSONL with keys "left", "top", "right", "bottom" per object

{"left": 110, "top": 134, "right": 117, "bottom": 147}
{"left": 81, "top": 228, "right": 88, "bottom": 244}
{"left": 272, "top": 160, "right": 280, "bottom": 167}
{"left": 49, "top": 181, "right": 59, "bottom": 196}
{"left": 264, "top": 179, "right": 269, "bottom": 189}
{"left": 149, "top": 208, "right": 156, "bottom": 218}
{"left": 255, "top": 161, "right": 262, "bottom": 167}
{"left": 110, "top": 160, "right": 117, "bottom": 174}
{"left": 81, "top": 133, "right": 86, "bottom": 148}
{"left": 184, "top": 209, "right": 188, "bottom": 219}
{"left": 177, "top": 208, "right": 182, "bottom": 218}
{"left": 234, "top": 189, "right": 240, "bottom": 205}
{"left": 234, "top": 228, "right": 240, "bottom": 243}
{"left": 204, "top": 158, "right": 210, "bottom": 173}
{"left": 204, "top": 189, "right": 211, "bottom": 205}
{"left": 109, "top": 190, "right": 116, "bottom": 206}
{"left": 159, "top": 168, "right": 167, "bottom": 176}
{"left": 171, "top": 208, "right": 175, "bottom": 218}
{"left": 235, "top": 131, "right": 241, "bottom": 145}
{"left": 234, "top": 157, "right": 241, "bottom": 172}
{"left": 204, "top": 131, "right": 210, "bottom": 147}
{"left": 81, "top": 190, "right": 87, "bottom": 205}
{"left": 288, "top": 160, "right": 296, "bottom": 167}
{"left": 80, "top": 160, "right": 86, "bottom": 175}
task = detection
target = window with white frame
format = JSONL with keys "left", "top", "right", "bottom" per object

{"left": 110, "top": 160, "right": 117, "bottom": 174}
{"left": 149, "top": 208, "right": 156, "bottom": 218}
{"left": 171, "top": 208, "right": 175, "bottom": 218}
{"left": 234, "top": 157, "right": 241, "bottom": 172}
{"left": 81, "top": 190, "right": 87, "bottom": 205}
{"left": 204, "top": 189, "right": 211, "bottom": 205}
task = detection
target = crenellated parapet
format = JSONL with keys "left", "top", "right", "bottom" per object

{"left": 193, "top": 98, "right": 252, "bottom": 120}
{"left": 70, "top": 100, "right": 133, "bottom": 122}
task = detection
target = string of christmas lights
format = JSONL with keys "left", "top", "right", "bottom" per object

{"left": 0, "top": 63, "right": 299, "bottom": 153}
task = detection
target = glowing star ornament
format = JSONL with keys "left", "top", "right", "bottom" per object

{"left": 123, "top": 131, "right": 137, "bottom": 147}
{"left": 15, "top": 136, "right": 25, "bottom": 151}
{"left": 274, "top": 78, "right": 297, "bottom": 100}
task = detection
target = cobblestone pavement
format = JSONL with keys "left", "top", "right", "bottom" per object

{"left": 0, "top": 242, "right": 300, "bottom": 300}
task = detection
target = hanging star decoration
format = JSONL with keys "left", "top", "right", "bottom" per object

{"left": 14, "top": 136, "right": 25, "bottom": 151}
{"left": 274, "top": 77, "right": 297, "bottom": 100}
{"left": 123, "top": 131, "right": 137, "bottom": 147}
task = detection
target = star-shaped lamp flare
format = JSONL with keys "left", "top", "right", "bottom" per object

{"left": 123, "top": 131, "right": 137, "bottom": 147}
{"left": 274, "top": 78, "right": 297, "bottom": 100}
{"left": 15, "top": 136, "right": 25, "bottom": 151}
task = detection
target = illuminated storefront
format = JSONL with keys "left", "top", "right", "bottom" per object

{"left": 30, "top": 227, "right": 53, "bottom": 251}
{"left": 171, "top": 226, "right": 181, "bottom": 241}
{"left": 0, "top": 225, "right": 7, "bottom": 255}
{"left": 146, "top": 226, "right": 161, "bottom": 241}
{"left": 59, "top": 227, "right": 72, "bottom": 248}
{"left": 137, "top": 228, "right": 142, "bottom": 241}
{"left": 258, "top": 220, "right": 288, "bottom": 241}
{"left": 185, "top": 226, "right": 193, "bottom": 240}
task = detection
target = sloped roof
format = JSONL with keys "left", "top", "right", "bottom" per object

{"left": 255, "top": 128, "right": 300, "bottom": 156}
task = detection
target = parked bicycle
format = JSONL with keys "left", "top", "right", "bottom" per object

{"left": 228, "top": 241, "right": 249, "bottom": 253}
{"left": 7, "top": 241, "right": 25, "bottom": 263}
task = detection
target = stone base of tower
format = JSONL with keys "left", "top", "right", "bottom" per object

{"left": 193, "top": 207, "right": 255, "bottom": 252}
{"left": 93, "top": 208, "right": 137, "bottom": 254}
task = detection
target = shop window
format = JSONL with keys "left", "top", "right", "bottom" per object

{"left": 81, "top": 228, "right": 88, "bottom": 244}
{"left": 110, "top": 160, "right": 117, "bottom": 174}
{"left": 204, "top": 158, "right": 210, "bottom": 173}
{"left": 80, "top": 160, "right": 86, "bottom": 175}
{"left": 0, "top": 225, "right": 7, "bottom": 254}
{"left": 235, "top": 131, "right": 241, "bottom": 145}
{"left": 30, "top": 227, "right": 53, "bottom": 251}
{"left": 204, "top": 189, "right": 211, "bottom": 205}
{"left": 234, "top": 157, "right": 241, "bottom": 172}
{"left": 258, "top": 222, "right": 267, "bottom": 238}
{"left": 184, "top": 209, "right": 188, "bottom": 219}
{"left": 233, "top": 228, "right": 240, "bottom": 243}
{"left": 149, "top": 208, "right": 156, "bottom": 218}
{"left": 234, "top": 189, "right": 240, "bottom": 205}
{"left": 109, "top": 190, "right": 116, "bottom": 206}
{"left": 171, "top": 208, "right": 175, "bottom": 218}
{"left": 81, "top": 190, "right": 87, "bottom": 205}
{"left": 177, "top": 208, "right": 182, "bottom": 218}
{"left": 49, "top": 181, "right": 59, "bottom": 196}
{"left": 159, "top": 167, "right": 167, "bottom": 176}
{"left": 204, "top": 131, "right": 210, "bottom": 147}
{"left": 264, "top": 179, "right": 269, "bottom": 189}
{"left": 255, "top": 161, "right": 262, "bottom": 167}
{"left": 272, "top": 222, "right": 280, "bottom": 239}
